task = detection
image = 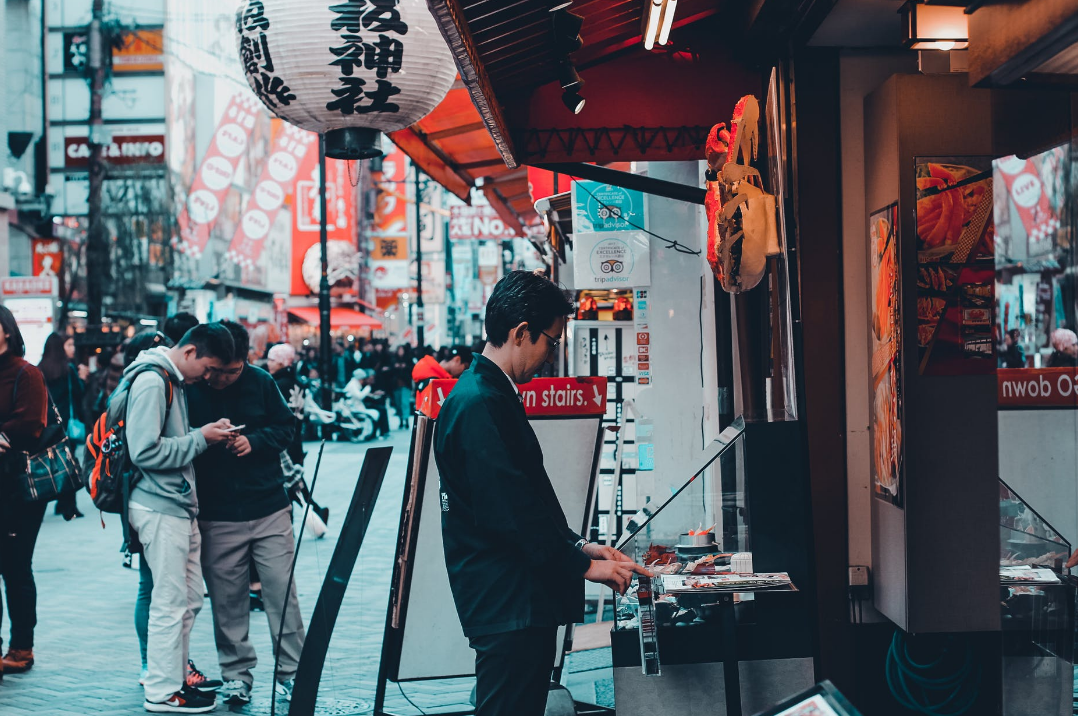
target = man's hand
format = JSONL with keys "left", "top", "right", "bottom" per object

{"left": 200, "top": 419, "right": 234, "bottom": 445}
{"left": 583, "top": 559, "right": 653, "bottom": 595}
{"left": 582, "top": 543, "right": 637, "bottom": 564}
{"left": 1066, "top": 547, "right": 1078, "bottom": 570}
{"left": 228, "top": 435, "right": 253, "bottom": 457}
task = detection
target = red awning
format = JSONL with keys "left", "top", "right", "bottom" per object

{"left": 288, "top": 306, "right": 383, "bottom": 331}
{"left": 389, "top": 81, "right": 539, "bottom": 236}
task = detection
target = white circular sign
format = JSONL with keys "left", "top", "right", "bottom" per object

{"left": 241, "top": 209, "right": 271, "bottom": 240}
{"left": 997, "top": 156, "right": 1027, "bottom": 175}
{"left": 1011, "top": 173, "right": 1041, "bottom": 209}
{"left": 215, "top": 123, "right": 248, "bottom": 158}
{"left": 201, "top": 156, "right": 235, "bottom": 192}
{"left": 254, "top": 180, "right": 285, "bottom": 211}
{"left": 268, "top": 152, "right": 299, "bottom": 183}
{"left": 187, "top": 189, "right": 220, "bottom": 224}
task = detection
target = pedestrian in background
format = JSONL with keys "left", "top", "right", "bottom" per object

{"left": 125, "top": 324, "right": 235, "bottom": 713}
{"left": 267, "top": 343, "right": 305, "bottom": 465}
{"left": 163, "top": 313, "right": 200, "bottom": 347}
{"left": 999, "top": 329, "right": 1025, "bottom": 369}
{"left": 38, "top": 333, "right": 87, "bottom": 520}
{"left": 391, "top": 345, "right": 414, "bottom": 429}
{"left": 188, "top": 322, "right": 304, "bottom": 706}
{"left": 82, "top": 345, "right": 125, "bottom": 425}
{"left": 0, "top": 306, "right": 49, "bottom": 680}
{"left": 412, "top": 346, "right": 473, "bottom": 393}
{"left": 1048, "top": 328, "right": 1078, "bottom": 368}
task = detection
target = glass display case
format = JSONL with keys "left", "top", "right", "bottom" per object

{"left": 998, "top": 480, "right": 1075, "bottom": 716}
{"left": 609, "top": 417, "right": 812, "bottom": 716}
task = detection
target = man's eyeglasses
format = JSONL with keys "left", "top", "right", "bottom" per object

{"left": 541, "top": 331, "right": 561, "bottom": 352}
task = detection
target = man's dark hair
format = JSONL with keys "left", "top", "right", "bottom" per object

{"left": 449, "top": 345, "right": 474, "bottom": 367}
{"left": 484, "top": 270, "right": 574, "bottom": 347}
{"left": 178, "top": 323, "right": 234, "bottom": 363}
{"left": 218, "top": 321, "right": 250, "bottom": 363}
{"left": 0, "top": 305, "right": 27, "bottom": 358}
{"left": 164, "top": 312, "right": 200, "bottom": 345}
{"left": 1007, "top": 328, "right": 1021, "bottom": 342}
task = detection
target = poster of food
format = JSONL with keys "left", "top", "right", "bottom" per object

{"left": 870, "top": 203, "right": 902, "bottom": 507}
{"left": 914, "top": 159, "right": 996, "bottom": 375}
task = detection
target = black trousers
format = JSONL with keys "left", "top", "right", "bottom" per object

{"left": 469, "top": 627, "right": 557, "bottom": 716}
{"left": 0, "top": 498, "right": 48, "bottom": 650}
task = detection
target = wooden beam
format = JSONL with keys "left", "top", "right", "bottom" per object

{"left": 425, "top": 121, "right": 487, "bottom": 141}
{"left": 968, "top": 0, "right": 1078, "bottom": 87}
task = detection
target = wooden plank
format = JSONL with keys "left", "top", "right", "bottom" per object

{"left": 968, "top": 0, "right": 1078, "bottom": 87}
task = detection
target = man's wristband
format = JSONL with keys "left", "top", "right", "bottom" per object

{"left": 574, "top": 538, "right": 589, "bottom": 551}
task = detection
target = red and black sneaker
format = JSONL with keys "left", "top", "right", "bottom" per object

{"left": 143, "top": 689, "right": 216, "bottom": 713}
{"left": 186, "top": 660, "right": 222, "bottom": 692}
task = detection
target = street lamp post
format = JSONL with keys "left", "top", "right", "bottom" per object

{"left": 318, "top": 135, "right": 332, "bottom": 410}
{"left": 415, "top": 165, "right": 425, "bottom": 350}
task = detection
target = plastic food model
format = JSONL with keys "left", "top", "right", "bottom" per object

{"left": 705, "top": 95, "right": 780, "bottom": 294}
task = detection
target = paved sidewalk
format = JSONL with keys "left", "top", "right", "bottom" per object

{"left": 1, "top": 431, "right": 615, "bottom": 715}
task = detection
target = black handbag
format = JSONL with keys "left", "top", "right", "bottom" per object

{"left": 7, "top": 366, "right": 86, "bottom": 502}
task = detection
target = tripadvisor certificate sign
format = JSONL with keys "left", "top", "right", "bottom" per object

{"left": 572, "top": 181, "right": 650, "bottom": 289}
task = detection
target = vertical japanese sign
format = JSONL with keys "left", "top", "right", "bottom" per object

{"left": 226, "top": 123, "right": 315, "bottom": 271}
{"left": 175, "top": 94, "right": 260, "bottom": 257}
{"left": 290, "top": 148, "right": 357, "bottom": 295}
{"left": 371, "top": 147, "right": 411, "bottom": 307}
{"left": 31, "top": 239, "right": 63, "bottom": 278}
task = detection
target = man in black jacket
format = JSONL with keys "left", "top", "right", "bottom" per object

{"left": 187, "top": 321, "right": 304, "bottom": 707}
{"left": 434, "top": 271, "right": 649, "bottom": 716}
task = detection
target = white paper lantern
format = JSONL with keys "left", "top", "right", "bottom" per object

{"left": 236, "top": 0, "right": 456, "bottom": 159}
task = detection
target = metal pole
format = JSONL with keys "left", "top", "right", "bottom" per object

{"left": 414, "top": 166, "right": 425, "bottom": 349}
{"left": 318, "top": 135, "right": 332, "bottom": 410}
{"left": 85, "top": 0, "right": 107, "bottom": 325}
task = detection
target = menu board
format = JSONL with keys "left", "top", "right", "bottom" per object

{"left": 914, "top": 158, "right": 996, "bottom": 375}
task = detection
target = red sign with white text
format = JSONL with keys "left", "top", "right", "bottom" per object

{"left": 226, "top": 123, "right": 315, "bottom": 272}
{"left": 418, "top": 377, "right": 608, "bottom": 419}
{"left": 999, "top": 368, "right": 1078, "bottom": 408}
{"left": 31, "top": 239, "right": 63, "bottom": 278}
{"left": 1, "top": 277, "right": 57, "bottom": 296}
{"left": 175, "top": 94, "right": 261, "bottom": 258}
{"left": 290, "top": 147, "right": 357, "bottom": 295}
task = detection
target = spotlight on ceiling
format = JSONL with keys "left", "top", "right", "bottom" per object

{"left": 557, "top": 61, "right": 583, "bottom": 92}
{"left": 562, "top": 89, "right": 585, "bottom": 115}
{"left": 548, "top": 0, "right": 572, "bottom": 10}
{"left": 552, "top": 9, "right": 584, "bottom": 53}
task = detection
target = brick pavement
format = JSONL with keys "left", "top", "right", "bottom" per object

{"left": 1, "top": 431, "right": 614, "bottom": 715}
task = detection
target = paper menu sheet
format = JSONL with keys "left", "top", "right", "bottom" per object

{"left": 774, "top": 694, "right": 840, "bottom": 716}
{"left": 999, "top": 565, "right": 1061, "bottom": 584}
{"left": 659, "top": 572, "right": 792, "bottom": 592}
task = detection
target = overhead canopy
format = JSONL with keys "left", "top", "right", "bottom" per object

{"left": 389, "top": 80, "right": 539, "bottom": 235}
{"left": 425, "top": 0, "right": 767, "bottom": 168}
{"left": 288, "top": 306, "right": 383, "bottom": 331}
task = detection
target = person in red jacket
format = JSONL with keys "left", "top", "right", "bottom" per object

{"left": 411, "top": 346, "right": 473, "bottom": 393}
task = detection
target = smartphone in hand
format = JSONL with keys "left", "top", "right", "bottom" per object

{"left": 224, "top": 424, "right": 246, "bottom": 433}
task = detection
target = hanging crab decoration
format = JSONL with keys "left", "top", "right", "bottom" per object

{"left": 704, "top": 95, "right": 780, "bottom": 294}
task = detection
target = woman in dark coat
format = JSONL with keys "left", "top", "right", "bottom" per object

{"left": 0, "top": 305, "right": 49, "bottom": 677}
{"left": 38, "top": 333, "right": 85, "bottom": 519}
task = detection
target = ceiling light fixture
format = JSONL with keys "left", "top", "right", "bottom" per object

{"left": 643, "top": 0, "right": 663, "bottom": 51}
{"left": 657, "top": 0, "right": 678, "bottom": 46}
{"left": 557, "top": 61, "right": 583, "bottom": 91}
{"left": 562, "top": 90, "right": 585, "bottom": 115}
{"left": 900, "top": 1, "right": 968, "bottom": 51}
{"left": 552, "top": 9, "right": 585, "bottom": 53}
{"left": 549, "top": 0, "right": 572, "bottom": 10}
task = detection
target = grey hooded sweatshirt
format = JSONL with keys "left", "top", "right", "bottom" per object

{"left": 124, "top": 347, "right": 208, "bottom": 519}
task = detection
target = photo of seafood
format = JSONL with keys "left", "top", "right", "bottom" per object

{"left": 915, "top": 159, "right": 997, "bottom": 375}
{"left": 774, "top": 695, "right": 841, "bottom": 716}
{"left": 869, "top": 203, "right": 902, "bottom": 506}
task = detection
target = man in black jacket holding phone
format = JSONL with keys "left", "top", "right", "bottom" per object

{"left": 187, "top": 321, "right": 304, "bottom": 706}
{"left": 434, "top": 271, "right": 649, "bottom": 716}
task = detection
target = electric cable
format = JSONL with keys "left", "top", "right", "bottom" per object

{"left": 397, "top": 682, "right": 429, "bottom": 715}
{"left": 885, "top": 631, "right": 981, "bottom": 716}
{"left": 271, "top": 440, "right": 327, "bottom": 716}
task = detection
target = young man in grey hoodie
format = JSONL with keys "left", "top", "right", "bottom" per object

{"left": 125, "top": 323, "right": 236, "bottom": 714}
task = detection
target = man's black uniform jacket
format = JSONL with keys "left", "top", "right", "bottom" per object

{"left": 433, "top": 354, "right": 591, "bottom": 638}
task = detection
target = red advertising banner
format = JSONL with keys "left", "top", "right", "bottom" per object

{"left": 1, "top": 277, "right": 57, "bottom": 296}
{"left": 226, "top": 123, "right": 315, "bottom": 271}
{"left": 449, "top": 205, "right": 518, "bottom": 241}
{"left": 175, "top": 94, "right": 261, "bottom": 258}
{"left": 418, "top": 376, "right": 608, "bottom": 419}
{"left": 995, "top": 155, "right": 1060, "bottom": 256}
{"left": 290, "top": 151, "right": 357, "bottom": 295}
{"left": 999, "top": 368, "right": 1078, "bottom": 409}
{"left": 31, "top": 239, "right": 63, "bottom": 278}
